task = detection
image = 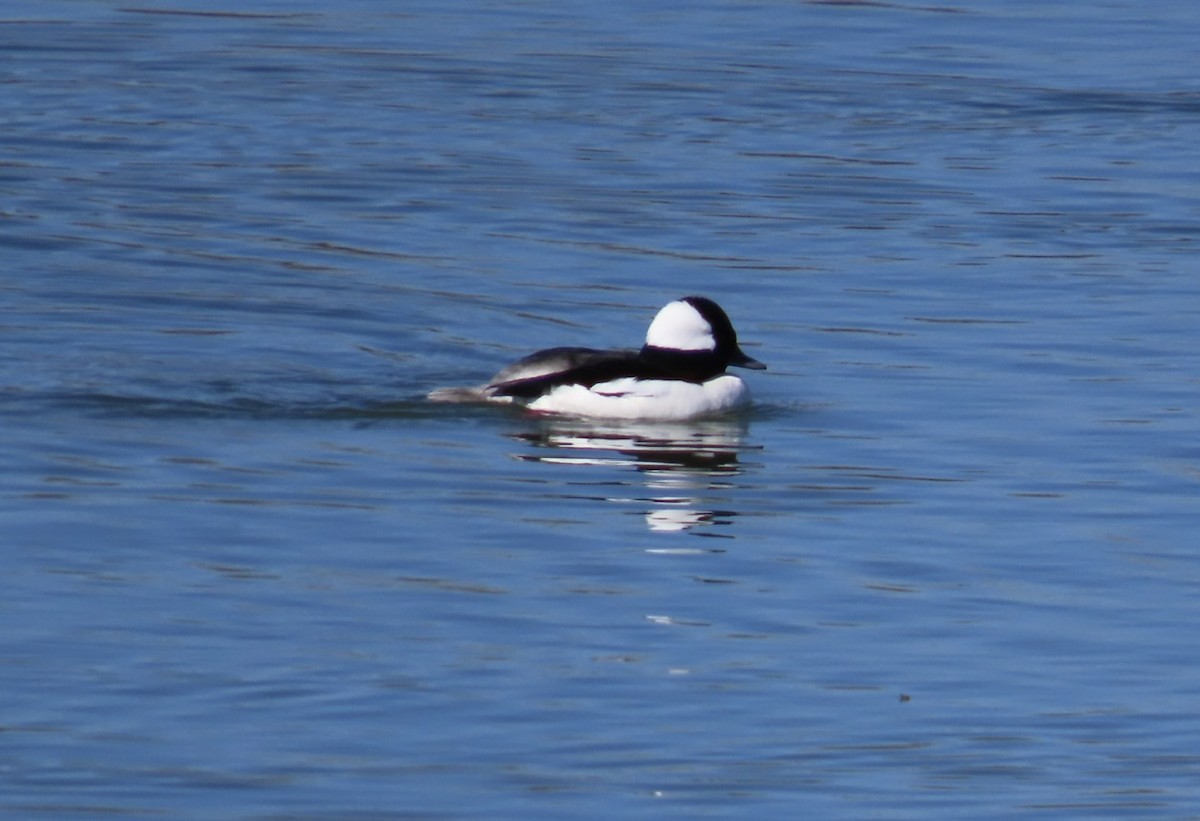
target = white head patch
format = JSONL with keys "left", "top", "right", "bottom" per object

{"left": 644, "top": 300, "right": 716, "bottom": 352}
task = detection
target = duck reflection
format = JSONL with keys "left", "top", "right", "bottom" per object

{"left": 510, "top": 417, "right": 757, "bottom": 534}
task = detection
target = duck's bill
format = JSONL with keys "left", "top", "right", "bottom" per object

{"left": 732, "top": 351, "right": 766, "bottom": 370}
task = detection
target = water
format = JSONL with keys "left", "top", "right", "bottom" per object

{"left": 3, "top": 1, "right": 1199, "bottom": 818}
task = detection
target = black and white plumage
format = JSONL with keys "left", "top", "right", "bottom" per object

{"left": 428, "top": 296, "right": 765, "bottom": 420}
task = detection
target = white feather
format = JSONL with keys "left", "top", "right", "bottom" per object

{"left": 643, "top": 300, "right": 716, "bottom": 352}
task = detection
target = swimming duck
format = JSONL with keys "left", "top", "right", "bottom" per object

{"left": 429, "top": 295, "right": 765, "bottom": 421}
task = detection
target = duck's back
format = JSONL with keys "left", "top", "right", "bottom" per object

{"left": 487, "top": 347, "right": 645, "bottom": 399}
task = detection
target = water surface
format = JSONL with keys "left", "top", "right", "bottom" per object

{"left": 3, "top": 1, "right": 1199, "bottom": 818}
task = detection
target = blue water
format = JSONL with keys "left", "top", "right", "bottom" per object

{"left": 3, "top": 1, "right": 1199, "bottom": 818}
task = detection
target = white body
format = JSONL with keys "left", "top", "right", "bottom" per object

{"left": 526, "top": 375, "right": 750, "bottom": 421}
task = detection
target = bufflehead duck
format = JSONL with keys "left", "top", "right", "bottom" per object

{"left": 428, "top": 296, "right": 765, "bottom": 420}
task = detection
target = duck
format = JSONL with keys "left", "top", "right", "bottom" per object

{"left": 428, "top": 295, "right": 765, "bottom": 421}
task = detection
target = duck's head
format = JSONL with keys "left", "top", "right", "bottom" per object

{"left": 643, "top": 296, "right": 766, "bottom": 371}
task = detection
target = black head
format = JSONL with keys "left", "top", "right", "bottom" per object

{"left": 677, "top": 296, "right": 766, "bottom": 370}
{"left": 640, "top": 296, "right": 766, "bottom": 380}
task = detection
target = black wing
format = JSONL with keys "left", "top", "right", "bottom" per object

{"left": 487, "top": 347, "right": 660, "bottom": 400}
